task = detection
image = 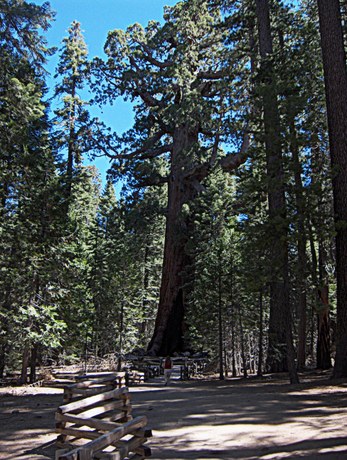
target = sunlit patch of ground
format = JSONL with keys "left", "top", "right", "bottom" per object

{"left": 0, "top": 373, "right": 347, "bottom": 459}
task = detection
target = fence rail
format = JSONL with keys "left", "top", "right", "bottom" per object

{"left": 55, "top": 378, "right": 152, "bottom": 460}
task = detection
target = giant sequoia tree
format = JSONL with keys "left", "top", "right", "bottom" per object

{"left": 91, "top": 0, "right": 250, "bottom": 355}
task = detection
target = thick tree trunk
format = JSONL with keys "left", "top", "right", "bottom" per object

{"left": 317, "top": 0, "right": 347, "bottom": 378}
{"left": 147, "top": 125, "right": 198, "bottom": 356}
{"left": 256, "top": 0, "right": 298, "bottom": 382}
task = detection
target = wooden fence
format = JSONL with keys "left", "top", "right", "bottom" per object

{"left": 62, "top": 374, "right": 127, "bottom": 403}
{"left": 55, "top": 384, "right": 152, "bottom": 459}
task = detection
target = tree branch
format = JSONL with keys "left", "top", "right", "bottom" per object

{"left": 197, "top": 70, "right": 227, "bottom": 80}
{"left": 129, "top": 56, "right": 164, "bottom": 108}
{"left": 220, "top": 132, "right": 250, "bottom": 172}
{"left": 183, "top": 132, "right": 220, "bottom": 182}
{"left": 134, "top": 175, "right": 169, "bottom": 187}
{"left": 135, "top": 40, "right": 174, "bottom": 68}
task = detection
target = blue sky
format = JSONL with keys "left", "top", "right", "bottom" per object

{"left": 32, "top": 0, "right": 178, "bottom": 182}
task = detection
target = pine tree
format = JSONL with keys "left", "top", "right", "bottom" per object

{"left": 55, "top": 166, "right": 101, "bottom": 360}
{"left": 187, "top": 168, "right": 237, "bottom": 377}
{"left": 316, "top": 0, "right": 347, "bottom": 378}
{"left": 0, "top": 0, "right": 63, "bottom": 382}
{"left": 254, "top": 0, "right": 298, "bottom": 382}
{"left": 0, "top": 0, "right": 53, "bottom": 70}
{"left": 54, "top": 21, "right": 90, "bottom": 208}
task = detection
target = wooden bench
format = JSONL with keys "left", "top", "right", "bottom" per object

{"left": 55, "top": 386, "right": 152, "bottom": 459}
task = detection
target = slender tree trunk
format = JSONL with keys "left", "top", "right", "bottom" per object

{"left": 289, "top": 118, "right": 308, "bottom": 370}
{"left": 239, "top": 308, "right": 247, "bottom": 378}
{"left": 147, "top": 125, "right": 198, "bottom": 356}
{"left": 255, "top": 0, "right": 298, "bottom": 382}
{"left": 228, "top": 255, "right": 237, "bottom": 377}
{"left": 308, "top": 222, "right": 331, "bottom": 368}
{"left": 231, "top": 303, "right": 237, "bottom": 377}
{"left": 257, "top": 288, "right": 264, "bottom": 377}
{"left": 218, "top": 249, "right": 224, "bottom": 380}
{"left": 317, "top": 0, "right": 347, "bottom": 378}
{"left": 66, "top": 78, "right": 77, "bottom": 203}
{"left": 30, "top": 344, "right": 38, "bottom": 383}
{"left": 0, "top": 344, "right": 7, "bottom": 379}
{"left": 139, "top": 242, "right": 150, "bottom": 343}
{"left": 117, "top": 300, "right": 124, "bottom": 371}
{"left": 20, "top": 347, "right": 30, "bottom": 384}
{"left": 316, "top": 243, "right": 332, "bottom": 369}
{"left": 309, "top": 133, "right": 332, "bottom": 368}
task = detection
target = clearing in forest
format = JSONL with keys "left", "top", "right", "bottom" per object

{"left": 0, "top": 373, "right": 347, "bottom": 459}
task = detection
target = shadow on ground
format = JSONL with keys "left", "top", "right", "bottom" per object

{"left": 1, "top": 375, "right": 347, "bottom": 459}
{"left": 130, "top": 376, "right": 347, "bottom": 459}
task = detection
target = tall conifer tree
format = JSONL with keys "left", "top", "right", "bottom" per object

{"left": 316, "top": 0, "right": 347, "bottom": 378}
{"left": 54, "top": 21, "right": 89, "bottom": 207}
{"left": 90, "top": 0, "right": 250, "bottom": 355}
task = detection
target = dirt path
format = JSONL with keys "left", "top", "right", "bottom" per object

{"left": 1, "top": 374, "right": 347, "bottom": 459}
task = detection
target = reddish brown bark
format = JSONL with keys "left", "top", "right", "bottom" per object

{"left": 147, "top": 124, "right": 199, "bottom": 356}
{"left": 317, "top": 0, "right": 347, "bottom": 378}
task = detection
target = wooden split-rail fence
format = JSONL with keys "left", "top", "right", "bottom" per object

{"left": 55, "top": 374, "right": 152, "bottom": 460}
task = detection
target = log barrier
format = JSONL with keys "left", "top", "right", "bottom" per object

{"left": 55, "top": 383, "right": 152, "bottom": 460}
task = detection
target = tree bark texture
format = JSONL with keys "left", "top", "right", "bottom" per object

{"left": 317, "top": 0, "right": 347, "bottom": 378}
{"left": 255, "top": 0, "right": 298, "bottom": 381}
{"left": 309, "top": 134, "right": 332, "bottom": 369}
{"left": 317, "top": 285, "right": 332, "bottom": 369}
{"left": 30, "top": 344, "right": 38, "bottom": 383}
{"left": 257, "top": 288, "right": 264, "bottom": 376}
{"left": 0, "top": 344, "right": 7, "bottom": 379}
{"left": 289, "top": 119, "right": 308, "bottom": 370}
{"left": 308, "top": 223, "right": 332, "bottom": 369}
{"left": 147, "top": 125, "right": 198, "bottom": 356}
{"left": 20, "top": 346, "right": 30, "bottom": 385}
{"left": 239, "top": 307, "right": 248, "bottom": 378}
{"left": 218, "top": 251, "right": 224, "bottom": 380}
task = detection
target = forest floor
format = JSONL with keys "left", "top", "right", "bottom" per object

{"left": 0, "top": 370, "right": 347, "bottom": 459}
